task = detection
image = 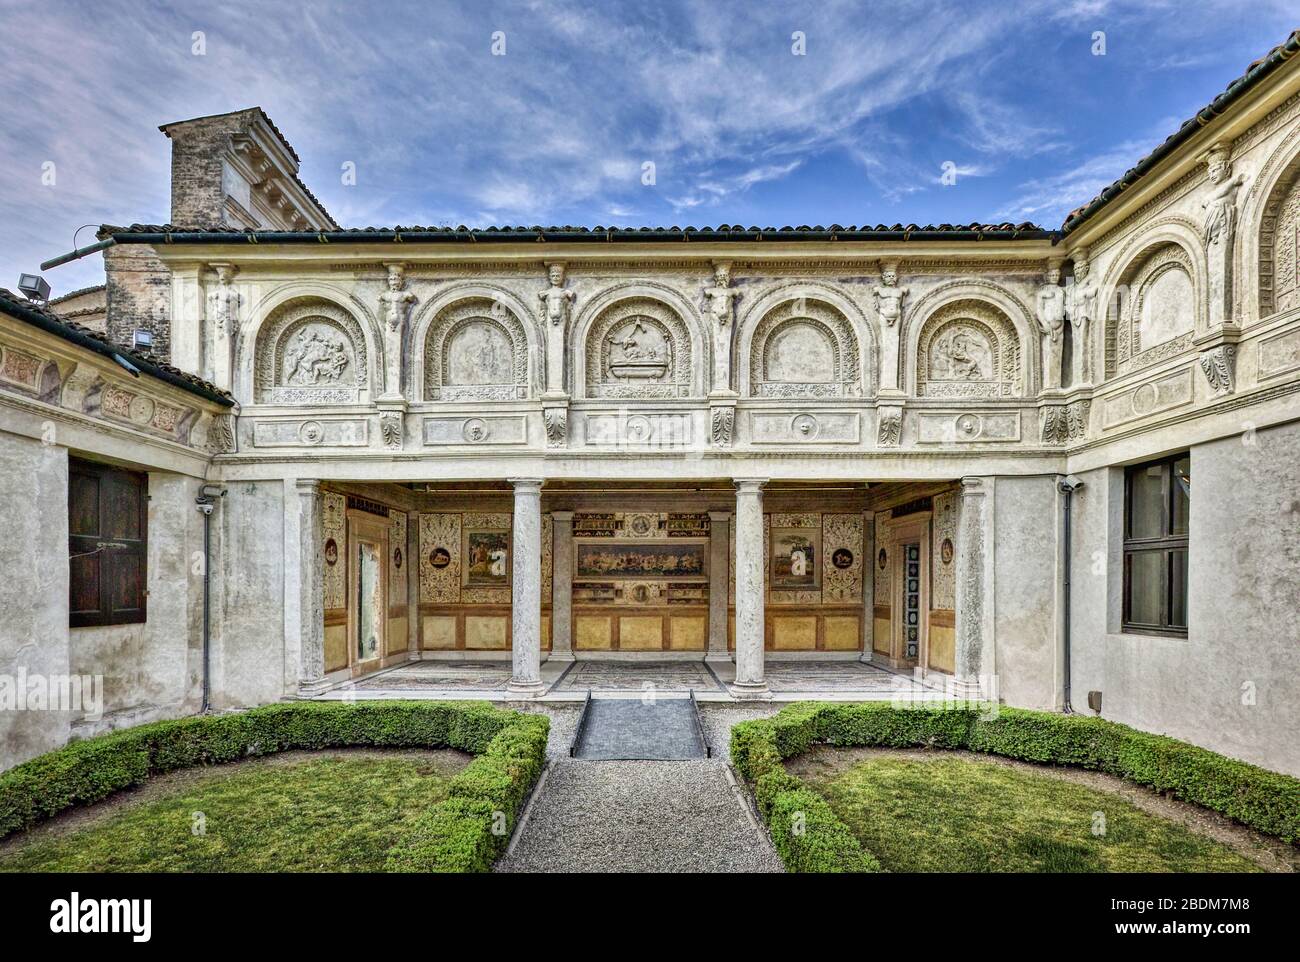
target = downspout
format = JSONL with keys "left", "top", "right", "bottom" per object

{"left": 196, "top": 484, "right": 226, "bottom": 713}
{"left": 1057, "top": 476, "right": 1084, "bottom": 713}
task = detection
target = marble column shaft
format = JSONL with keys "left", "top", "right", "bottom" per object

{"left": 707, "top": 511, "right": 731, "bottom": 659}
{"left": 550, "top": 510, "right": 574, "bottom": 659}
{"left": 508, "top": 479, "right": 545, "bottom": 693}
{"left": 732, "top": 480, "right": 768, "bottom": 693}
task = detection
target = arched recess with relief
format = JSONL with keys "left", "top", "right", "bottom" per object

{"left": 902, "top": 281, "right": 1036, "bottom": 397}
{"left": 738, "top": 287, "right": 869, "bottom": 397}
{"left": 417, "top": 294, "right": 533, "bottom": 401}
{"left": 574, "top": 288, "right": 704, "bottom": 400}
{"left": 1101, "top": 235, "right": 1203, "bottom": 380}
{"left": 1248, "top": 134, "right": 1300, "bottom": 321}
{"left": 250, "top": 296, "right": 373, "bottom": 405}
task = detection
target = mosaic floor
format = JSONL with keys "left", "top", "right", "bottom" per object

{"left": 759, "top": 661, "right": 912, "bottom": 693}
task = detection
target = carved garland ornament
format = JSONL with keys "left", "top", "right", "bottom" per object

{"left": 423, "top": 298, "right": 529, "bottom": 401}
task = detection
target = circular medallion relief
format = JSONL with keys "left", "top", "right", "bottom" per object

{"left": 128, "top": 396, "right": 155, "bottom": 425}
{"left": 625, "top": 415, "right": 653, "bottom": 442}
{"left": 832, "top": 548, "right": 854, "bottom": 569}
{"left": 791, "top": 413, "right": 820, "bottom": 440}
{"left": 955, "top": 413, "right": 982, "bottom": 439}
{"left": 324, "top": 538, "right": 339, "bottom": 566}
{"left": 941, "top": 537, "right": 954, "bottom": 565}
{"left": 429, "top": 547, "right": 451, "bottom": 569}
{"left": 627, "top": 514, "right": 655, "bottom": 536}
{"left": 1132, "top": 383, "right": 1158, "bottom": 415}
{"left": 462, "top": 418, "right": 490, "bottom": 442}
{"left": 299, "top": 420, "right": 325, "bottom": 445}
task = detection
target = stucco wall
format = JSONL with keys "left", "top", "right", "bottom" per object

{"left": 992, "top": 475, "right": 1061, "bottom": 710}
{"left": 1068, "top": 420, "right": 1300, "bottom": 775}
{"left": 0, "top": 434, "right": 71, "bottom": 769}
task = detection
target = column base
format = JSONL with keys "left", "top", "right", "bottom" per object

{"left": 296, "top": 679, "right": 330, "bottom": 699}
{"left": 545, "top": 651, "right": 575, "bottom": 663}
{"left": 704, "top": 651, "right": 733, "bottom": 665}
{"left": 506, "top": 678, "right": 547, "bottom": 698}
{"left": 728, "top": 680, "right": 772, "bottom": 701}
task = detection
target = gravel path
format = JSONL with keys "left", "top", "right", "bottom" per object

{"left": 496, "top": 758, "right": 784, "bottom": 873}
{"left": 497, "top": 702, "right": 786, "bottom": 873}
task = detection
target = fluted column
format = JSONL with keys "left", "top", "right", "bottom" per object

{"left": 507, "top": 478, "right": 546, "bottom": 695}
{"left": 730, "top": 480, "right": 769, "bottom": 697}
{"left": 550, "top": 510, "right": 574, "bottom": 661}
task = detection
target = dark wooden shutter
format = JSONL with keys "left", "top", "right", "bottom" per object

{"left": 69, "top": 459, "right": 147, "bottom": 626}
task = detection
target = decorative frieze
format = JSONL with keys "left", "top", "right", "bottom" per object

{"left": 421, "top": 414, "right": 527, "bottom": 446}
{"left": 917, "top": 411, "right": 1020, "bottom": 444}
{"left": 1040, "top": 399, "right": 1091, "bottom": 445}
{"left": 750, "top": 410, "right": 859, "bottom": 444}
{"left": 1198, "top": 344, "right": 1237, "bottom": 397}
{"left": 1101, "top": 368, "right": 1195, "bottom": 428}
{"left": 252, "top": 417, "right": 369, "bottom": 447}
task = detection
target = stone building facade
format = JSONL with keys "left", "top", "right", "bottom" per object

{"left": 2, "top": 38, "right": 1299, "bottom": 774}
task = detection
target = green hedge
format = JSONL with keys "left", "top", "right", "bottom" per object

{"left": 0, "top": 701, "right": 548, "bottom": 872}
{"left": 731, "top": 702, "right": 1300, "bottom": 872}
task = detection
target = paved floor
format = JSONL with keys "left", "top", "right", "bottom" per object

{"left": 571, "top": 697, "right": 707, "bottom": 760}
{"left": 327, "top": 657, "right": 944, "bottom": 703}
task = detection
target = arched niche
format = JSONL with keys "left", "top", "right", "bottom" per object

{"left": 747, "top": 298, "right": 863, "bottom": 398}
{"left": 913, "top": 299, "right": 1023, "bottom": 398}
{"left": 1256, "top": 142, "right": 1300, "bottom": 318}
{"left": 1105, "top": 242, "right": 1197, "bottom": 378}
{"left": 422, "top": 297, "right": 529, "bottom": 401}
{"left": 583, "top": 296, "right": 695, "bottom": 399}
{"left": 253, "top": 297, "right": 369, "bottom": 404}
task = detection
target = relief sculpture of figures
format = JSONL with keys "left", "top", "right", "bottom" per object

{"left": 873, "top": 261, "right": 908, "bottom": 392}
{"left": 1069, "top": 252, "right": 1097, "bottom": 387}
{"left": 1201, "top": 143, "right": 1247, "bottom": 324}
{"left": 207, "top": 264, "right": 241, "bottom": 337}
{"left": 1036, "top": 263, "right": 1066, "bottom": 391}
{"left": 704, "top": 261, "right": 738, "bottom": 392}
{"left": 378, "top": 263, "right": 417, "bottom": 399}
{"left": 283, "top": 328, "right": 349, "bottom": 385}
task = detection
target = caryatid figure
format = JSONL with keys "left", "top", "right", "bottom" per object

{"left": 872, "top": 262, "right": 908, "bottom": 392}
{"left": 538, "top": 262, "right": 575, "bottom": 394}
{"left": 207, "top": 264, "right": 241, "bottom": 337}
{"left": 1069, "top": 252, "right": 1098, "bottom": 387}
{"left": 704, "top": 261, "right": 739, "bottom": 391}
{"left": 378, "top": 263, "right": 417, "bottom": 399}
{"left": 1201, "top": 143, "right": 1247, "bottom": 324}
{"left": 1037, "top": 263, "right": 1067, "bottom": 391}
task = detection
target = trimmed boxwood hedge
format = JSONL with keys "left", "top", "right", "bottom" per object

{"left": 0, "top": 700, "right": 548, "bottom": 873}
{"left": 731, "top": 702, "right": 1300, "bottom": 873}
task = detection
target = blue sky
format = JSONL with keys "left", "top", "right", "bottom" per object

{"left": 1, "top": 0, "right": 1297, "bottom": 294}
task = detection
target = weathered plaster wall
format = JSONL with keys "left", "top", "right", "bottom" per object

{"left": 0, "top": 433, "right": 70, "bottom": 769}
{"left": 212, "top": 480, "right": 285, "bottom": 707}
{"left": 992, "top": 475, "right": 1060, "bottom": 710}
{"left": 1069, "top": 420, "right": 1300, "bottom": 775}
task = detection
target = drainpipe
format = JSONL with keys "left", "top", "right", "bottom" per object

{"left": 196, "top": 484, "right": 226, "bottom": 713}
{"left": 1057, "top": 476, "right": 1084, "bottom": 713}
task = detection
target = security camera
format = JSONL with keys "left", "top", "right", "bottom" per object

{"left": 1058, "top": 475, "right": 1085, "bottom": 493}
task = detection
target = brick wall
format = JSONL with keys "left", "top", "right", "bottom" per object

{"left": 104, "top": 245, "right": 172, "bottom": 358}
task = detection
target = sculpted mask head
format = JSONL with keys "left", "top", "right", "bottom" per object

{"left": 713, "top": 262, "right": 731, "bottom": 286}
{"left": 386, "top": 264, "right": 405, "bottom": 291}
{"left": 1046, "top": 266, "right": 1061, "bottom": 285}
{"left": 1206, "top": 145, "right": 1230, "bottom": 184}
{"left": 880, "top": 264, "right": 898, "bottom": 287}
{"left": 1073, "top": 252, "right": 1090, "bottom": 282}
{"left": 548, "top": 263, "right": 566, "bottom": 286}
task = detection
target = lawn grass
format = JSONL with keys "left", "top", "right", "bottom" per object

{"left": 0, "top": 751, "right": 467, "bottom": 873}
{"left": 804, "top": 755, "right": 1262, "bottom": 873}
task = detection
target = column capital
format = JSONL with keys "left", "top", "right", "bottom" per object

{"left": 734, "top": 478, "right": 767, "bottom": 493}
{"left": 959, "top": 476, "right": 987, "bottom": 495}
{"left": 708, "top": 510, "right": 732, "bottom": 523}
{"left": 551, "top": 509, "right": 575, "bottom": 522}
{"left": 294, "top": 478, "right": 321, "bottom": 497}
{"left": 508, "top": 477, "right": 545, "bottom": 493}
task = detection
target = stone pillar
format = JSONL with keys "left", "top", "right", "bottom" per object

{"left": 706, "top": 511, "right": 732, "bottom": 661}
{"left": 507, "top": 479, "right": 546, "bottom": 695}
{"left": 860, "top": 510, "right": 876, "bottom": 662}
{"left": 730, "top": 480, "right": 769, "bottom": 697}
{"left": 407, "top": 507, "right": 421, "bottom": 658}
{"left": 550, "top": 510, "right": 575, "bottom": 661}
{"left": 954, "top": 477, "right": 995, "bottom": 699}
{"left": 290, "top": 479, "right": 327, "bottom": 697}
